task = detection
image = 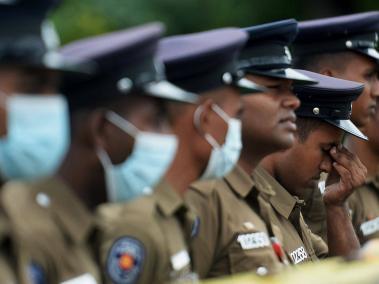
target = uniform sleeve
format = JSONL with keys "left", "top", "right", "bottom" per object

{"left": 96, "top": 220, "right": 161, "bottom": 284}
{"left": 185, "top": 187, "right": 220, "bottom": 279}
{"left": 302, "top": 186, "right": 328, "bottom": 243}
{"left": 347, "top": 189, "right": 365, "bottom": 241}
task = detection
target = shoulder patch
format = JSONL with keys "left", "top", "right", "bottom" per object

{"left": 107, "top": 237, "right": 145, "bottom": 284}
{"left": 28, "top": 262, "right": 46, "bottom": 284}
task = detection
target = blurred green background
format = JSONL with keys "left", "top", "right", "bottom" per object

{"left": 51, "top": 0, "right": 379, "bottom": 44}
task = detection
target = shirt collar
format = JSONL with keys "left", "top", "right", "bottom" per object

{"left": 253, "top": 166, "right": 297, "bottom": 219}
{"left": 32, "top": 176, "right": 94, "bottom": 244}
{"left": 224, "top": 165, "right": 256, "bottom": 198}
{"left": 154, "top": 179, "right": 187, "bottom": 217}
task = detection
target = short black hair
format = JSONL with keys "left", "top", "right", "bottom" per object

{"left": 293, "top": 51, "right": 356, "bottom": 73}
{"left": 296, "top": 117, "right": 325, "bottom": 142}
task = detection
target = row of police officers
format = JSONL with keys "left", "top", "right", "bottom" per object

{"left": 0, "top": 0, "right": 379, "bottom": 283}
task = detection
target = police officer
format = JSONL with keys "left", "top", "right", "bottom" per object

{"left": 96, "top": 28, "right": 264, "bottom": 284}
{"left": 293, "top": 11, "right": 379, "bottom": 242}
{"left": 348, "top": 104, "right": 379, "bottom": 243}
{"left": 1, "top": 23, "right": 198, "bottom": 283}
{"left": 259, "top": 70, "right": 367, "bottom": 264}
{"left": 186, "top": 20, "right": 316, "bottom": 279}
{"left": 0, "top": 0, "right": 89, "bottom": 183}
{"left": 0, "top": 1, "right": 90, "bottom": 283}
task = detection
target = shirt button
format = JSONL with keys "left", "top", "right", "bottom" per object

{"left": 256, "top": 266, "right": 268, "bottom": 276}
{"left": 36, "top": 193, "right": 51, "bottom": 208}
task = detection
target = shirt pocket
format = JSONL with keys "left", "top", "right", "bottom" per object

{"left": 228, "top": 231, "right": 281, "bottom": 275}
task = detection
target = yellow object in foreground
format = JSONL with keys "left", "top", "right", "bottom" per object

{"left": 203, "top": 258, "right": 379, "bottom": 284}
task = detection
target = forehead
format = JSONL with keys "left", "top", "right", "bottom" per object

{"left": 305, "top": 121, "right": 343, "bottom": 145}
{"left": 346, "top": 53, "right": 378, "bottom": 70}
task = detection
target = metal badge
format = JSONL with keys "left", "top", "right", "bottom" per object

{"left": 345, "top": 40, "right": 353, "bottom": 48}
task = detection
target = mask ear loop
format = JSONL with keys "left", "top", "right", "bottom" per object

{"left": 96, "top": 146, "right": 117, "bottom": 202}
{"left": 105, "top": 111, "right": 139, "bottom": 138}
{"left": 193, "top": 104, "right": 221, "bottom": 149}
{"left": 211, "top": 104, "right": 231, "bottom": 123}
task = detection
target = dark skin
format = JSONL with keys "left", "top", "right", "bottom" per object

{"left": 57, "top": 95, "right": 170, "bottom": 210}
{"left": 165, "top": 86, "right": 243, "bottom": 197}
{"left": 238, "top": 74, "right": 300, "bottom": 175}
{"left": 261, "top": 122, "right": 366, "bottom": 256}
{"left": 349, "top": 103, "right": 379, "bottom": 179}
{"left": 318, "top": 53, "right": 379, "bottom": 129}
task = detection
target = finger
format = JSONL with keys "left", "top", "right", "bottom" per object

{"left": 337, "top": 148, "right": 367, "bottom": 181}
{"left": 332, "top": 162, "right": 353, "bottom": 189}
{"left": 333, "top": 160, "right": 366, "bottom": 188}
{"left": 339, "top": 146, "right": 366, "bottom": 170}
{"left": 330, "top": 147, "right": 354, "bottom": 169}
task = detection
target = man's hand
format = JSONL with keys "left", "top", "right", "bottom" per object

{"left": 323, "top": 146, "right": 367, "bottom": 207}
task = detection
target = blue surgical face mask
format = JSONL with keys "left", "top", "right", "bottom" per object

{"left": 97, "top": 111, "right": 178, "bottom": 203}
{"left": 0, "top": 95, "right": 70, "bottom": 181}
{"left": 194, "top": 104, "right": 242, "bottom": 180}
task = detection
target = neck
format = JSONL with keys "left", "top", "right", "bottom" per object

{"left": 56, "top": 144, "right": 107, "bottom": 211}
{"left": 238, "top": 141, "right": 271, "bottom": 175}
{"left": 348, "top": 136, "right": 379, "bottom": 178}
{"left": 165, "top": 141, "right": 203, "bottom": 198}
{"left": 259, "top": 155, "right": 276, "bottom": 177}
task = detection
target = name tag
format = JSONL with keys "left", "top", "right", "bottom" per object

{"left": 60, "top": 274, "right": 97, "bottom": 284}
{"left": 236, "top": 232, "right": 270, "bottom": 250}
{"left": 290, "top": 246, "right": 308, "bottom": 264}
{"left": 171, "top": 250, "right": 190, "bottom": 271}
{"left": 361, "top": 217, "right": 379, "bottom": 236}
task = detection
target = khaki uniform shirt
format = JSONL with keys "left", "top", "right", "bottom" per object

{"left": 253, "top": 166, "right": 328, "bottom": 265}
{"left": 0, "top": 177, "right": 100, "bottom": 284}
{"left": 302, "top": 186, "right": 327, "bottom": 243}
{"left": 96, "top": 180, "right": 196, "bottom": 284}
{"left": 0, "top": 215, "right": 18, "bottom": 284}
{"left": 186, "top": 166, "right": 283, "bottom": 279}
{"left": 348, "top": 174, "right": 379, "bottom": 244}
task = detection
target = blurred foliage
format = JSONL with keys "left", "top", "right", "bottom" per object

{"left": 51, "top": 0, "right": 379, "bottom": 45}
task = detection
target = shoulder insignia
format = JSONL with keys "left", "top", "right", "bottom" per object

{"left": 28, "top": 262, "right": 46, "bottom": 284}
{"left": 107, "top": 237, "right": 145, "bottom": 284}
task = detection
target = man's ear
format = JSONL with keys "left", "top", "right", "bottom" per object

{"left": 194, "top": 98, "right": 214, "bottom": 135}
{"left": 87, "top": 108, "right": 110, "bottom": 152}
{"left": 318, "top": 68, "right": 335, "bottom": 77}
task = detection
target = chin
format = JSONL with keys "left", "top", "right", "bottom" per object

{"left": 277, "top": 136, "right": 295, "bottom": 150}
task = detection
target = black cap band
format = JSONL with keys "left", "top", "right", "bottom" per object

{"left": 296, "top": 102, "right": 352, "bottom": 120}
{"left": 293, "top": 32, "right": 378, "bottom": 57}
